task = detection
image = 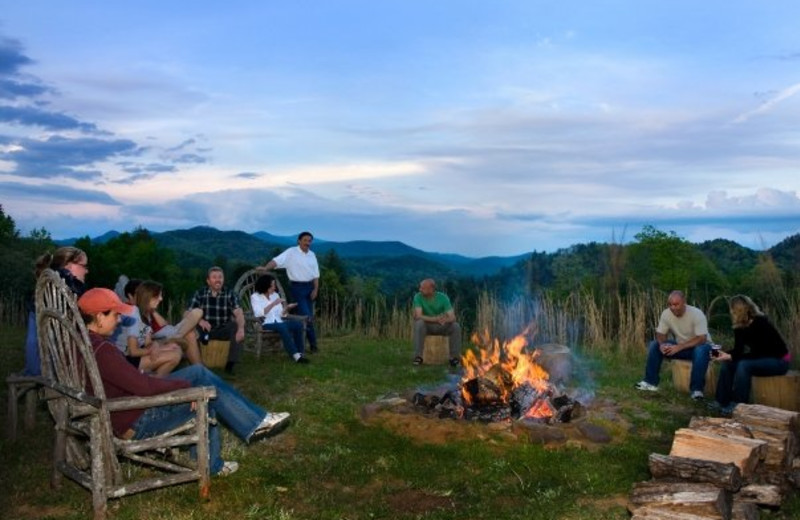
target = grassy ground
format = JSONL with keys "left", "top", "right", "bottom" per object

{"left": 2, "top": 327, "right": 799, "bottom": 520}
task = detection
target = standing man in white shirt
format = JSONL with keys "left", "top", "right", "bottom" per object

{"left": 263, "top": 231, "right": 320, "bottom": 352}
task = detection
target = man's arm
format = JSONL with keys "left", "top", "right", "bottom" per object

{"left": 661, "top": 334, "right": 707, "bottom": 356}
{"left": 311, "top": 277, "right": 319, "bottom": 300}
{"left": 263, "top": 259, "right": 277, "bottom": 270}
{"left": 233, "top": 307, "right": 245, "bottom": 342}
{"left": 413, "top": 306, "right": 455, "bottom": 324}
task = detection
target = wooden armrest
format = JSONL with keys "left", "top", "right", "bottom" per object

{"left": 6, "top": 374, "right": 47, "bottom": 386}
{"left": 284, "top": 314, "right": 308, "bottom": 323}
{"left": 106, "top": 386, "right": 217, "bottom": 412}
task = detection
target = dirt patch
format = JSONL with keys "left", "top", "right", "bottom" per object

{"left": 361, "top": 395, "right": 634, "bottom": 448}
{"left": 382, "top": 488, "right": 456, "bottom": 515}
{"left": 364, "top": 409, "right": 510, "bottom": 444}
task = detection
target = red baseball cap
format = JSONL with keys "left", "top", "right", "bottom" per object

{"left": 78, "top": 288, "right": 134, "bottom": 315}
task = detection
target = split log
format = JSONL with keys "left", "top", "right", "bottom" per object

{"left": 746, "top": 425, "right": 795, "bottom": 468}
{"left": 730, "top": 501, "right": 758, "bottom": 520}
{"left": 689, "top": 415, "right": 795, "bottom": 472}
{"left": 736, "top": 483, "right": 782, "bottom": 507}
{"left": 629, "top": 481, "right": 731, "bottom": 520}
{"left": 631, "top": 506, "right": 725, "bottom": 519}
{"left": 669, "top": 428, "right": 767, "bottom": 480}
{"left": 789, "top": 457, "right": 800, "bottom": 489}
{"left": 648, "top": 453, "right": 742, "bottom": 491}
{"left": 732, "top": 404, "right": 800, "bottom": 436}
{"left": 687, "top": 417, "right": 753, "bottom": 439}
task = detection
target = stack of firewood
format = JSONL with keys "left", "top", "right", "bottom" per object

{"left": 628, "top": 403, "right": 800, "bottom": 519}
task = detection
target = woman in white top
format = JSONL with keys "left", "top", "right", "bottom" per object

{"left": 250, "top": 274, "right": 309, "bottom": 363}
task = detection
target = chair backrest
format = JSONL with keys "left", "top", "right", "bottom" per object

{"left": 36, "top": 268, "right": 121, "bottom": 486}
{"left": 36, "top": 268, "right": 107, "bottom": 405}
{"left": 234, "top": 268, "right": 290, "bottom": 321}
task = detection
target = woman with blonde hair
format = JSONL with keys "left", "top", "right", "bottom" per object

{"left": 25, "top": 246, "right": 90, "bottom": 376}
{"left": 710, "top": 294, "right": 790, "bottom": 415}
{"left": 135, "top": 280, "right": 203, "bottom": 365}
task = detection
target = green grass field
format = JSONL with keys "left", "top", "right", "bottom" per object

{"left": 2, "top": 326, "right": 799, "bottom": 519}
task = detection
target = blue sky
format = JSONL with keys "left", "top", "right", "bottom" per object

{"left": 1, "top": 1, "right": 799, "bottom": 256}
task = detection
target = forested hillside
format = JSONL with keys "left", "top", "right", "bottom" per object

{"left": 3, "top": 205, "right": 799, "bottom": 333}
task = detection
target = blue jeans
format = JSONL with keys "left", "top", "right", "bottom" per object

{"left": 131, "top": 364, "right": 267, "bottom": 474}
{"left": 715, "top": 357, "right": 789, "bottom": 406}
{"left": 263, "top": 320, "right": 305, "bottom": 357}
{"left": 24, "top": 310, "right": 41, "bottom": 376}
{"left": 290, "top": 281, "right": 317, "bottom": 349}
{"left": 643, "top": 340, "right": 712, "bottom": 392}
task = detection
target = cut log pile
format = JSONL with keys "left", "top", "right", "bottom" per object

{"left": 628, "top": 404, "right": 800, "bottom": 519}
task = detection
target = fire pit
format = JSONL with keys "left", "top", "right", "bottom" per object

{"left": 412, "top": 332, "right": 584, "bottom": 424}
{"left": 361, "top": 332, "right": 631, "bottom": 448}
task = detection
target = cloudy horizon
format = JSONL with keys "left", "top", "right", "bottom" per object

{"left": 2, "top": 2, "right": 799, "bottom": 256}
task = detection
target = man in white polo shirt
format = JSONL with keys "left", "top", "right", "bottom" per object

{"left": 263, "top": 231, "right": 320, "bottom": 352}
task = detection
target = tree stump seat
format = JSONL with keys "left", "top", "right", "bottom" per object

{"left": 751, "top": 371, "right": 800, "bottom": 412}
{"left": 200, "top": 340, "right": 230, "bottom": 368}
{"left": 423, "top": 336, "right": 450, "bottom": 365}
{"left": 670, "top": 359, "right": 717, "bottom": 396}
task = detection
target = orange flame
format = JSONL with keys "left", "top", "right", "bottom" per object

{"left": 460, "top": 329, "right": 551, "bottom": 411}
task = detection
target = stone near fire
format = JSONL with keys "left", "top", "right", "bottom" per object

{"left": 534, "top": 343, "right": 573, "bottom": 386}
{"left": 577, "top": 422, "right": 611, "bottom": 444}
{"left": 512, "top": 420, "right": 567, "bottom": 445}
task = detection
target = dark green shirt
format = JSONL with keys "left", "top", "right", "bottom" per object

{"left": 413, "top": 292, "right": 453, "bottom": 317}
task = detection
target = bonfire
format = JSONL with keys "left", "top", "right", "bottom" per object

{"left": 414, "top": 329, "right": 578, "bottom": 423}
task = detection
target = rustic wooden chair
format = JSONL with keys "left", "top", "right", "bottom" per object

{"left": 5, "top": 373, "right": 44, "bottom": 440}
{"left": 233, "top": 267, "right": 307, "bottom": 358}
{"left": 35, "top": 269, "right": 217, "bottom": 520}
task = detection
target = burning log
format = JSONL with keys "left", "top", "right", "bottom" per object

{"left": 648, "top": 454, "right": 742, "bottom": 491}
{"left": 463, "top": 372, "right": 507, "bottom": 405}
{"left": 628, "top": 481, "right": 732, "bottom": 519}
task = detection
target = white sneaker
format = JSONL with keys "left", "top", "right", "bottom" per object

{"left": 217, "top": 460, "right": 239, "bottom": 476}
{"left": 247, "top": 412, "right": 291, "bottom": 442}
{"left": 691, "top": 391, "right": 704, "bottom": 401}
{"left": 634, "top": 380, "right": 658, "bottom": 392}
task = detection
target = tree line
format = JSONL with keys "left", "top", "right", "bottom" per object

{"left": 2, "top": 205, "right": 798, "bottom": 352}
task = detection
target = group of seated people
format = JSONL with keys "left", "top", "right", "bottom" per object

{"left": 635, "top": 290, "right": 792, "bottom": 416}
{"left": 26, "top": 246, "right": 301, "bottom": 477}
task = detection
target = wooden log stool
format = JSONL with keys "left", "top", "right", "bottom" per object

{"left": 200, "top": 340, "right": 230, "bottom": 368}
{"left": 423, "top": 336, "right": 450, "bottom": 365}
{"left": 670, "top": 359, "right": 717, "bottom": 396}
{"left": 751, "top": 371, "right": 800, "bottom": 412}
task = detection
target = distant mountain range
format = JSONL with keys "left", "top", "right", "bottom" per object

{"left": 58, "top": 226, "right": 529, "bottom": 278}
{"left": 57, "top": 227, "right": 800, "bottom": 294}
